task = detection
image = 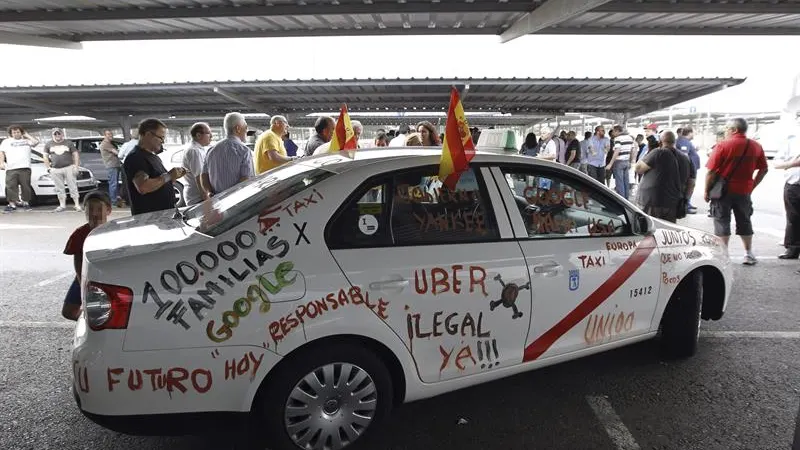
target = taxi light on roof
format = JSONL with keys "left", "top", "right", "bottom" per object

{"left": 476, "top": 129, "right": 518, "bottom": 154}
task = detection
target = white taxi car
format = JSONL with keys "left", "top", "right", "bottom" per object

{"left": 72, "top": 148, "right": 732, "bottom": 450}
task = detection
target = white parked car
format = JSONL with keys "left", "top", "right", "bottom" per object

{"left": 157, "top": 144, "right": 192, "bottom": 207}
{"left": 72, "top": 148, "right": 732, "bottom": 450}
{"left": 0, "top": 148, "right": 98, "bottom": 204}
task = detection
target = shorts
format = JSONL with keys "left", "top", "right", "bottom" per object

{"left": 711, "top": 193, "right": 754, "bottom": 236}
{"left": 64, "top": 278, "right": 81, "bottom": 306}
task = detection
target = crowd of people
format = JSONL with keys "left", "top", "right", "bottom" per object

{"left": 519, "top": 119, "right": 800, "bottom": 269}
{"left": 3, "top": 113, "right": 799, "bottom": 277}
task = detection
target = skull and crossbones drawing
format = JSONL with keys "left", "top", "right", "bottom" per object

{"left": 490, "top": 274, "right": 529, "bottom": 319}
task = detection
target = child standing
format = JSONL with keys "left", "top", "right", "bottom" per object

{"left": 62, "top": 190, "right": 113, "bottom": 320}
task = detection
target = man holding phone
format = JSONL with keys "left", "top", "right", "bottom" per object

{"left": 123, "top": 118, "right": 186, "bottom": 216}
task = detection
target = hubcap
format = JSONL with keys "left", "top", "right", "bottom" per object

{"left": 284, "top": 363, "right": 378, "bottom": 450}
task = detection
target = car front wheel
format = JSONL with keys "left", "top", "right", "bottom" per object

{"left": 659, "top": 270, "right": 703, "bottom": 358}
{"left": 252, "top": 342, "right": 393, "bottom": 450}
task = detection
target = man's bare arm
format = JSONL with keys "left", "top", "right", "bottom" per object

{"left": 634, "top": 160, "right": 651, "bottom": 174}
{"left": 686, "top": 178, "right": 696, "bottom": 198}
{"left": 267, "top": 149, "right": 293, "bottom": 164}
{"left": 752, "top": 168, "right": 768, "bottom": 190}
{"left": 774, "top": 157, "right": 800, "bottom": 170}
{"left": 566, "top": 150, "right": 576, "bottom": 166}
{"left": 132, "top": 168, "right": 181, "bottom": 195}
{"left": 200, "top": 173, "right": 213, "bottom": 197}
{"left": 195, "top": 175, "right": 209, "bottom": 200}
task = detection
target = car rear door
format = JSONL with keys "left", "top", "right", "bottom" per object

{"left": 328, "top": 165, "right": 531, "bottom": 383}
{"left": 487, "top": 164, "right": 661, "bottom": 363}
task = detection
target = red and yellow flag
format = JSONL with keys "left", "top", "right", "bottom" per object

{"left": 329, "top": 104, "right": 357, "bottom": 153}
{"left": 438, "top": 87, "right": 475, "bottom": 190}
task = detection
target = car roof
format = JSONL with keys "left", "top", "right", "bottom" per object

{"left": 297, "top": 147, "right": 563, "bottom": 174}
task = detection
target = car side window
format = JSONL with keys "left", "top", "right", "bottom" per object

{"left": 81, "top": 141, "right": 101, "bottom": 154}
{"left": 501, "top": 168, "right": 630, "bottom": 238}
{"left": 327, "top": 178, "right": 392, "bottom": 249}
{"left": 391, "top": 167, "right": 499, "bottom": 245}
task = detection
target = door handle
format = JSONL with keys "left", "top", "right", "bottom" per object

{"left": 369, "top": 279, "right": 409, "bottom": 290}
{"left": 532, "top": 262, "right": 562, "bottom": 276}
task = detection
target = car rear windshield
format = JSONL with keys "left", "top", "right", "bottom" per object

{"left": 184, "top": 162, "right": 335, "bottom": 237}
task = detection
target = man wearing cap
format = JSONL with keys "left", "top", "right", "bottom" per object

{"left": 43, "top": 129, "right": 82, "bottom": 212}
{"left": 645, "top": 123, "right": 660, "bottom": 141}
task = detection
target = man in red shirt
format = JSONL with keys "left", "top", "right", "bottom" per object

{"left": 705, "top": 118, "right": 769, "bottom": 265}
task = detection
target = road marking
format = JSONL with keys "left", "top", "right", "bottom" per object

{"left": 586, "top": 396, "right": 641, "bottom": 450}
{"left": 702, "top": 331, "right": 800, "bottom": 339}
{"left": 36, "top": 271, "right": 74, "bottom": 287}
{"left": 0, "top": 250, "right": 62, "bottom": 254}
{"left": 0, "top": 224, "right": 63, "bottom": 230}
{"left": 729, "top": 256, "right": 779, "bottom": 261}
{"left": 0, "top": 321, "right": 74, "bottom": 329}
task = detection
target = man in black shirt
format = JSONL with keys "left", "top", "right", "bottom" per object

{"left": 565, "top": 131, "right": 581, "bottom": 170}
{"left": 123, "top": 118, "right": 186, "bottom": 216}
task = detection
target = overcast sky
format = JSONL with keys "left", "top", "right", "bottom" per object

{"left": 2, "top": 34, "right": 799, "bottom": 114}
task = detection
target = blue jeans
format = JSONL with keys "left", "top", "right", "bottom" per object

{"left": 108, "top": 167, "right": 119, "bottom": 201}
{"left": 612, "top": 160, "right": 631, "bottom": 199}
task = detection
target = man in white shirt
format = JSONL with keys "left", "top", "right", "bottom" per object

{"left": 536, "top": 128, "right": 558, "bottom": 161}
{"left": 606, "top": 125, "right": 635, "bottom": 200}
{"left": 0, "top": 125, "right": 39, "bottom": 212}
{"left": 389, "top": 124, "right": 411, "bottom": 147}
{"left": 775, "top": 134, "right": 800, "bottom": 261}
{"left": 181, "top": 122, "right": 212, "bottom": 206}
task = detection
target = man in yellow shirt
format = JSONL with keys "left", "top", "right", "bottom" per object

{"left": 254, "top": 115, "right": 295, "bottom": 174}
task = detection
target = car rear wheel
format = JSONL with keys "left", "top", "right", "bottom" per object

{"left": 172, "top": 181, "right": 185, "bottom": 207}
{"left": 659, "top": 270, "right": 703, "bottom": 358}
{"left": 252, "top": 343, "right": 393, "bottom": 450}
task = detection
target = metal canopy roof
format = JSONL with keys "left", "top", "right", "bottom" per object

{"left": 0, "top": 0, "right": 798, "bottom": 49}
{"left": 0, "top": 77, "right": 744, "bottom": 130}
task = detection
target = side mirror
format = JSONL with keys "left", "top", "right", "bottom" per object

{"left": 636, "top": 213, "right": 651, "bottom": 235}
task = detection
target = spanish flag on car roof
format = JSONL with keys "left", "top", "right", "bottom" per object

{"left": 329, "top": 104, "right": 358, "bottom": 154}
{"left": 438, "top": 87, "right": 475, "bottom": 190}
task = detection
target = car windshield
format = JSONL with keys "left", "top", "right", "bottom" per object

{"left": 183, "top": 162, "right": 336, "bottom": 237}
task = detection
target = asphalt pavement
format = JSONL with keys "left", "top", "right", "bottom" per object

{"left": 0, "top": 164, "right": 798, "bottom": 450}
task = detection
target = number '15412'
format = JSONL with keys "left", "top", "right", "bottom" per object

{"left": 630, "top": 286, "right": 652, "bottom": 298}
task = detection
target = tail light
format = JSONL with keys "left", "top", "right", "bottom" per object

{"left": 85, "top": 281, "right": 133, "bottom": 331}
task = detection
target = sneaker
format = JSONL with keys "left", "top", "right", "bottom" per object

{"left": 743, "top": 254, "right": 757, "bottom": 266}
{"left": 53, "top": 206, "right": 66, "bottom": 213}
{"left": 686, "top": 207, "right": 698, "bottom": 214}
{"left": 74, "top": 205, "right": 83, "bottom": 212}
{"left": 3, "top": 205, "right": 16, "bottom": 213}
{"left": 21, "top": 202, "right": 32, "bottom": 211}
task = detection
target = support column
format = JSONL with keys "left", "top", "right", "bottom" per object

{"left": 120, "top": 116, "right": 133, "bottom": 141}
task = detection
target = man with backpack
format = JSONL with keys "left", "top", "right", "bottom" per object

{"left": 705, "top": 118, "right": 769, "bottom": 265}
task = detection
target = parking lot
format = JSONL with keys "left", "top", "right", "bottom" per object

{"left": 1, "top": 167, "right": 799, "bottom": 450}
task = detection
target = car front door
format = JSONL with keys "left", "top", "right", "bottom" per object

{"left": 328, "top": 165, "right": 531, "bottom": 383}
{"left": 488, "top": 165, "right": 661, "bottom": 363}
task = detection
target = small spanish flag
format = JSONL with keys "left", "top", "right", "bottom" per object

{"left": 438, "top": 87, "right": 475, "bottom": 190}
{"left": 329, "top": 104, "right": 358, "bottom": 154}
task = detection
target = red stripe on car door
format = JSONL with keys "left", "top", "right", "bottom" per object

{"left": 523, "top": 235, "right": 658, "bottom": 362}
